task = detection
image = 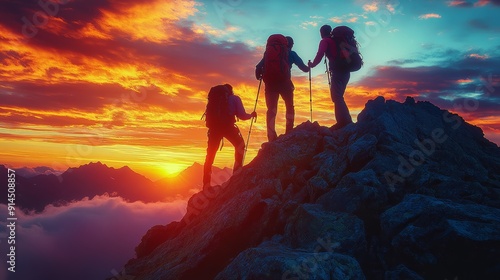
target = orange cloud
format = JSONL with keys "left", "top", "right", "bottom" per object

{"left": 330, "top": 17, "right": 343, "bottom": 23}
{"left": 469, "top": 53, "right": 489, "bottom": 60}
{"left": 92, "top": 0, "right": 198, "bottom": 43}
{"left": 363, "top": 3, "right": 379, "bottom": 12}
{"left": 347, "top": 17, "right": 359, "bottom": 23}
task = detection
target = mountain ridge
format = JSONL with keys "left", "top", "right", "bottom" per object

{"left": 0, "top": 161, "right": 229, "bottom": 212}
{"left": 122, "top": 96, "right": 500, "bottom": 280}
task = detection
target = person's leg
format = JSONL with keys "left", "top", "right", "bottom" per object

{"left": 330, "top": 71, "right": 352, "bottom": 127}
{"left": 265, "top": 84, "right": 279, "bottom": 141}
{"left": 281, "top": 80, "right": 295, "bottom": 134}
{"left": 203, "top": 129, "right": 222, "bottom": 186}
{"left": 224, "top": 125, "right": 245, "bottom": 174}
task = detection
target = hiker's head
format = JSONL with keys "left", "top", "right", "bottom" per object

{"left": 320, "top": 24, "right": 332, "bottom": 38}
{"left": 286, "top": 36, "right": 294, "bottom": 49}
{"left": 224, "top": 84, "right": 234, "bottom": 95}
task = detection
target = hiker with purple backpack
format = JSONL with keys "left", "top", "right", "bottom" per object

{"left": 309, "top": 24, "right": 363, "bottom": 129}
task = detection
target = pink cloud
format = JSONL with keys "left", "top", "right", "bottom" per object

{"left": 418, "top": 13, "right": 442, "bottom": 19}
{"left": 447, "top": 0, "right": 473, "bottom": 7}
{"left": 0, "top": 196, "right": 186, "bottom": 280}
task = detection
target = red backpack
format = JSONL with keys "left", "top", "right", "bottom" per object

{"left": 204, "top": 85, "right": 235, "bottom": 130}
{"left": 331, "top": 26, "right": 363, "bottom": 72}
{"left": 263, "top": 34, "right": 290, "bottom": 83}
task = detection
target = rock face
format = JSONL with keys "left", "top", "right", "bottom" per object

{"left": 123, "top": 97, "right": 500, "bottom": 280}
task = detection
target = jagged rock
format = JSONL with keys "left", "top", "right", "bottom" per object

{"left": 283, "top": 204, "right": 366, "bottom": 259}
{"left": 306, "top": 176, "right": 329, "bottom": 201}
{"left": 384, "top": 264, "right": 424, "bottom": 280}
{"left": 258, "top": 178, "right": 283, "bottom": 199}
{"left": 249, "top": 121, "right": 327, "bottom": 178}
{"left": 133, "top": 222, "right": 182, "bottom": 259}
{"left": 123, "top": 97, "right": 500, "bottom": 280}
{"left": 346, "top": 133, "right": 378, "bottom": 171}
{"left": 317, "top": 169, "right": 389, "bottom": 226}
{"left": 215, "top": 241, "right": 366, "bottom": 280}
{"left": 381, "top": 194, "right": 500, "bottom": 279}
{"left": 312, "top": 149, "right": 347, "bottom": 187}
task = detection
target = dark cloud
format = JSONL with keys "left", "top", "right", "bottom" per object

{"left": 469, "top": 19, "right": 500, "bottom": 32}
{"left": 0, "top": 0, "right": 118, "bottom": 35}
{"left": 0, "top": 81, "right": 133, "bottom": 112}
{"left": 0, "top": 50, "right": 33, "bottom": 68}
{"left": 355, "top": 53, "right": 500, "bottom": 119}
{"left": 490, "top": 0, "right": 500, "bottom": 6}
{"left": 448, "top": 0, "right": 500, "bottom": 7}
{"left": 0, "top": 196, "right": 186, "bottom": 280}
{"left": 387, "top": 58, "right": 421, "bottom": 65}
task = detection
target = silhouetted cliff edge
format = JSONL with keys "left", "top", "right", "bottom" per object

{"left": 122, "top": 97, "right": 500, "bottom": 280}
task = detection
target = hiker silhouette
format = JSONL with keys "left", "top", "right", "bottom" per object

{"left": 256, "top": 35, "right": 310, "bottom": 142}
{"left": 308, "top": 24, "right": 353, "bottom": 129}
{"left": 203, "top": 84, "right": 256, "bottom": 188}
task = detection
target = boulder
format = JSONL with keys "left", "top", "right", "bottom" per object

{"left": 381, "top": 194, "right": 500, "bottom": 279}
{"left": 215, "top": 241, "right": 365, "bottom": 280}
{"left": 284, "top": 204, "right": 367, "bottom": 259}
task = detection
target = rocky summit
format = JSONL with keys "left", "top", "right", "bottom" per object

{"left": 122, "top": 97, "right": 500, "bottom": 280}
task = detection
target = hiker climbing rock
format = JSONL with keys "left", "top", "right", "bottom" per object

{"left": 256, "top": 35, "right": 309, "bottom": 141}
{"left": 309, "top": 25, "right": 363, "bottom": 129}
{"left": 202, "top": 84, "right": 256, "bottom": 188}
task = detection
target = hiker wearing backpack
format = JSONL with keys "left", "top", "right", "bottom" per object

{"left": 203, "top": 84, "right": 257, "bottom": 188}
{"left": 308, "top": 25, "right": 363, "bottom": 129}
{"left": 255, "top": 35, "right": 309, "bottom": 142}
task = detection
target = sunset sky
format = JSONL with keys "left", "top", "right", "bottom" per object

{"left": 1, "top": 0, "right": 499, "bottom": 180}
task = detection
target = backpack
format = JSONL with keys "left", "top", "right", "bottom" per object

{"left": 204, "top": 85, "right": 235, "bottom": 129}
{"left": 263, "top": 34, "right": 290, "bottom": 83}
{"left": 330, "top": 26, "right": 363, "bottom": 72}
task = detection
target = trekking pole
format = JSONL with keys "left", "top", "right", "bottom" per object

{"left": 325, "top": 58, "right": 331, "bottom": 86}
{"left": 308, "top": 60, "right": 313, "bottom": 122}
{"left": 244, "top": 78, "right": 262, "bottom": 164}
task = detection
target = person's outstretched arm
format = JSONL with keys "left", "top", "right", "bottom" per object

{"left": 290, "top": 51, "right": 309, "bottom": 72}
{"left": 309, "top": 39, "right": 329, "bottom": 68}
{"left": 232, "top": 95, "right": 256, "bottom": 120}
